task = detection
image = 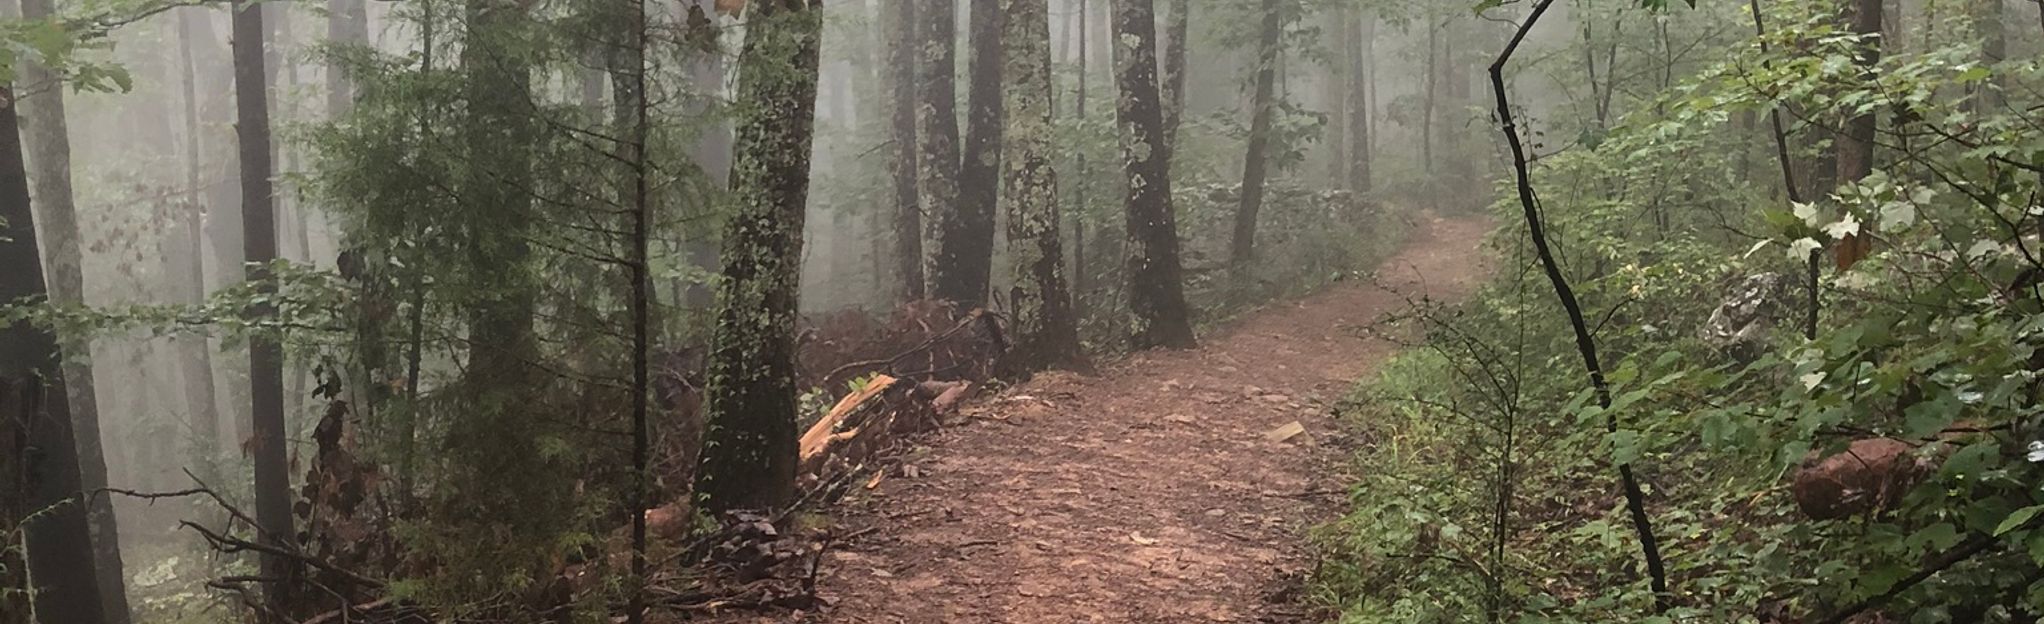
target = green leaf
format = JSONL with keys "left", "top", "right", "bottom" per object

{"left": 1998, "top": 505, "right": 2043, "bottom": 536}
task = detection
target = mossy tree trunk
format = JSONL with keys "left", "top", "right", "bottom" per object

{"left": 1160, "top": 0, "right": 1190, "bottom": 160}
{"left": 1113, "top": 0, "right": 1195, "bottom": 350}
{"left": 15, "top": 0, "right": 129, "bottom": 615}
{"left": 0, "top": 85, "right": 108, "bottom": 624}
{"left": 1229, "top": 0, "right": 1282, "bottom": 268}
{"left": 1001, "top": 0, "right": 1081, "bottom": 374}
{"left": 917, "top": 0, "right": 965, "bottom": 303}
{"left": 696, "top": 0, "right": 824, "bottom": 512}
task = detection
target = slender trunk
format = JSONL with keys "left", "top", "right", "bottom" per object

{"left": 943, "top": 0, "right": 1003, "bottom": 307}
{"left": 1326, "top": 4, "right": 1350, "bottom": 187}
{"left": 176, "top": 8, "right": 222, "bottom": 474}
{"left": 1350, "top": 11, "right": 1372, "bottom": 193}
{"left": 1422, "top": 18, "right": 1438, "bottom": 173}
{"left": 1, "top": 84, "right": 109, "bottom": 624}
{"left": 1159, "top": 0, "right": 1189, "bottom": 158}
{"left": 695, "top": 0, "right": 822, "bottom": 512}
{"left": 1230, "top": 0, "right": 1282, "bottom": 268}
{"left": 1001, "top": 0, "right": 1081, "bottom": 374}
{"left": 233, "top": 0, "right": 297, "bottom": 617}
{"left": 1834, "top": 0, "right": 1882, "bottom": 269}
{"left": 623, "top": 1, "right": 650, "bottom": 621}
{"left": 916, "top": 0, "right": 964, "bottom": 300}
{"left": 887, "top": 0, "right": 924, "bottom": 300}
{"left": 1071, "top": 0, "right": 1089, "bottom": 316}
{"left": 327, "top": 0, "right": 367, "bottom": 116}
{"left": 15, "top": 0, "right": 128, "bottom": 614}
{"left": 1747, "top": 0, "right": 1818, "bottom": 339}
{"left": 1491, "top": 0, "right": 1670, "bottom": 609}
{"left": 1114, "top": 0, "right": 1195, "bottom": 350}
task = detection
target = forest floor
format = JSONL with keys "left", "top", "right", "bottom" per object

{"left": 711, "top": 214, "right": 1490, "bottom": 623}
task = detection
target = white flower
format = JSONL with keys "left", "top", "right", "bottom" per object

{"left": 1793, "top": 202, "right": 1822, "bottom": 227}
{"left": 1823, "top": 212, "right": 1862, "bottom": 240}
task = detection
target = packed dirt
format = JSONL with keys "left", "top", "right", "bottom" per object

{"left": 721, "top": 215, "right": 1490, "bottom": 623}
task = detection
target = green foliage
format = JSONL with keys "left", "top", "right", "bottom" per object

{"left": 1316, "top": 0, "right": 2044, "bottom": 620}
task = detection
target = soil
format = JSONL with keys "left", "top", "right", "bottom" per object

{"left": 715, "top": 215, "right": 1490, "bottom": 623}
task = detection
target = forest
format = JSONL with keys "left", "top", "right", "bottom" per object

{"left": 0, "top": 0, "right": 2040, "bottom": 621}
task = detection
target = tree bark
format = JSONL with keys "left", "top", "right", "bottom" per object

{"left": 1325, "top": 3, "right": 1350, "bottom": 187}
{"left": 1230, "top": 0, "right": 1282, "bottom": 268}
{"left": 695, "top": 0, "right": 823, "bottom": 512}
{"left": 2, "top": 79, "right": 109, "bottom": 624}
{"left": 14, "top": 0, "right": 129, "bottom": 615}
{"left": 1114, "top": 0, "right": 1195, "bottom": 350}
{"left": 232, "top": 0, "right": 298, "bottom": 617}
{"left": 1070, "top": 0, "right": 1089, "bottom": 316}
{"left": 941, "top": 0, "right": 1003, "bottom": 307}
{"left": 886, "top": 0, "right": 924, "bottom": 301}
{"left": 916, "top": 0, "right": 964, "bottom": 301}
{"left": 1001, "top": 0, "right": 1081, "bottom": 374}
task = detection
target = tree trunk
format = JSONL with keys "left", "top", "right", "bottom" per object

{"left": 886, "top": 0, "right": 924, "bottom": 301}
{"left": 176, "top": 7, "right": 222, "bottom": 476}
{"left": 695, "top": 0, "right": 822, "bottom": 512}
{"left": 232, "top": 0, "right": 297, "bottom": 617}
{"left": 1325, "top": 4, "right": 1350, "bottom": 187}
{"left": 1422, "top": 17, "right": 1437, "bottom": 174}
{"left": 1070, "top": 0, "right": 1089, "bottom": 316}
{"left": 1350, "top": 10, "right": 1372, "bottom": 193}
{"left": 1834, "top": 0, "right": 1881, "bottom": 268}
{"left": 1114, "top": 0, "right": 1195, "bottom": 350}
{"left": 0, "top": 85, "right": 109, "bottom": 624}
{"left": 327, "top": 0, "right": 367, "bottom": 116}
{"left": 1230, "top": 0, "right": 1282, "bottom": 268}
{"left": 1160, "top": 0, "right": 1189, "bottom": 158}
{"left": 916, "top": 0, "right": 963, "bottom": 301}
{"left": 941, "top": 0, "right": 1002, "bottom": 307}
{"left": 14, "top": 0, "right": 128, "bottom": 616}
{"left": 621, "top": 1, "right": 651, "bottom": 621}
{"left": 1000, "top": 0, "right": 1081, "bottom": 374}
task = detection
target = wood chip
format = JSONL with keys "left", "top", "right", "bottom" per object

{"left": 1265, "top": 421, "right": 1307, "bottom": 443}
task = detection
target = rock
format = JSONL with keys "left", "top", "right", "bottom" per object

{"left": 1790, "top": 438, "right": 1929, "bottom": 520}
{"left": 1701, "top": 273, "right": 1797, "bottom": 359}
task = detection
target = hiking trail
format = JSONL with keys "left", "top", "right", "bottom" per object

{"left": 742, "top": 215, "right": 1489, "bottom": 623}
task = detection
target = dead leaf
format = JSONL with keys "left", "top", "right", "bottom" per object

{"left": 1265, "top": 421, "right": 1307, "bottom": 443}
{"left": 1130, "top": 532, "right": 1158, "bottom": 546}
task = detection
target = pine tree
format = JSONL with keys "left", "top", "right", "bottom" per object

{"left": 1000, "top": 0, "right": 1080, "bottom": 373}
{"left": 696, "top": 0, "right": 824, "bottom": 512}
{"left": 1113, "top": 0, "right": 1195, "bottom": 350}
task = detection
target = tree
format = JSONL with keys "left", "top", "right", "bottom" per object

{"left": 915, "top": 0, "right": 962, "bottom": 301}
{"left": 231, "top": 0, "right": 297, "bottom": 616}
{"left": 1229, "top": 0, "right": 1282, "bottom": 268}
{"left": 940, "top": 0, "right": 1003, "bottom": 307}
{"left": 326, "top": 0, "right": 367, "bottom": 116}
{"left": 1000, "top": 0, "right": 1080, "bottom": 373}
{"left": 695, "top": 0, "right": 824, "bottom": 512}
{"left": 1160, "top": 0, "right": 1189, "bottom": 159}
{"left": 174, "top": 6, "right": 221, "bottom": 485}
{"left": 0, "top": 84, "right": 108, "bottom": 624}
{"left": 14, "top": 0, "right": 130, "bottom": 616}
{"left": 1349, "top": 10, "right": 1371, "bottom": 193}
{"left": 1833, "top": 0, "right": 1880, "bottom": 268}
{"left": 886, "top": 0, "right": 922, "bottom": 300}
{"left": 1113, "top": 0, "right": 1195, "bottom": 350}
{"left": 682, "top": 0, "right": 731, "bottom": 309}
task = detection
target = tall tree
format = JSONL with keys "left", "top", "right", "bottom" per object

{"left": 327, "top": 0, "right": 368, "bottom": 116}
{"left": 231, "top": 0, "right": 297, "bottom": 617}
{"left": 886, "top": 0, "right": 923, "bottom": 300}
{"left": 681, "top": 0, "right": 729, "bottom": 309}
{"left": 940, "top": 0, "right": 1003, "bottom": 307}
{"left": 0, "top": 85, "right": 108, "bottom": 624}
{"left": 914, "top": 0, "right": 962, "bottom": 300}
{"left": 15, "top": 0, "right": 129, "bottom": 616}
{"left": 1001, "top": 0, "right": 1080, "bottom": 373}
{"left": 1349, "top": 10, "right": 1371, "bottom": 193}
{"left": 175, "top": 7, "right": 221, "bottom": 478}
{"left": 1113, "top": 0, "right": 1195, "bottom": 350}
{"left": 1159, "top": 0, "right": 1189, "bottom": 157}
{"left": 1833, "top": 0, "right": 1880, "bottom": 268}
{"left": 620, "top": 0, "right": 651, "bottom": 621}
{"left": 695, "top": 0, "right": 824, "bottom": 512}
{"left": 1070, "top": 0, "right": 1089, "bottom": 314}
{"left": 1229, "top": 0, "right": 1282, "bottom": 268}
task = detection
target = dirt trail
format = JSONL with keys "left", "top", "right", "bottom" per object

{"left": 775, "top": 215, "right": 1489, "bottom": 623}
